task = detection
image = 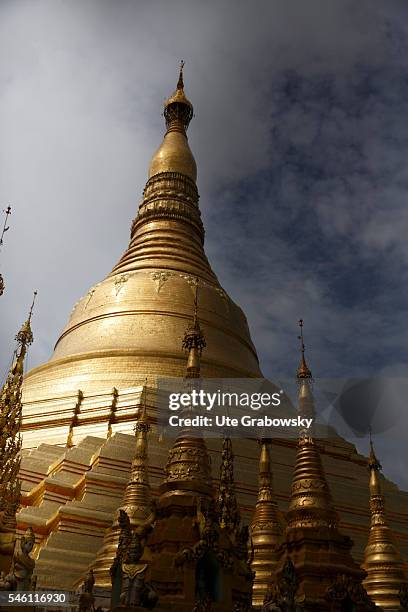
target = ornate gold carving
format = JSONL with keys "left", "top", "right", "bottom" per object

{"left": 263, "top": 558, "right": 298, "bottom": 611}
{"left": 326, "top": 574, "right": 376, "bottom": 610}
{"left": 84, "top": 287, "right": 95, "bottom": 309}
{"left": 163, "top": 60, "right": 193, "bottom": 130}
{"left": 114, "top": 273, "right": 129, "bottom": 296}
{"left": 216, "top": 436, "right": 240, "bottom": 533}
{"left": 151, "top": 270, "right": 172, "bottom": 293}
{"left": 286, "top": 435, "right": 339, "bottom": 530}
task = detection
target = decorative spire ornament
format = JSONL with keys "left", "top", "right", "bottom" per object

{"left": 163, "top": 60, "right": 194, "bottom": 131}
{"left": 363, "top": 434, "right": 408, "bottom": 610}
{"left": 296, "top": 319, "right": 315, "bottom": 436}
{"left": 269, "top": 320, "right": 373, "bottom": 611}
{"left": 287, "top": 319, "right": 338, "bottom": 530}
{"left": 297, "top": 319, "right": 312, "bottom": 380}
{"left": 0, "top": 293, "right": 36, "bottom": 570}
{"left": 250, "top": 438, "right": 282, "bottom": 608}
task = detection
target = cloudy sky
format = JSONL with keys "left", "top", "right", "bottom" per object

{"left": 1, "top": 0, "right": 408, "bottom": 487}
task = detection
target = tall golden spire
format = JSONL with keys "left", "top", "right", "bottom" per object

{"left": 216, "top": 436, "right": 240, "bottom": 532}
{"left": 0, "top": 206, "right": 11, "bottom": 296}
{"left": 89, "top": 382, "right": 154, "bottom": 588}
{"left": 0, "top": 292, "right": 36, "bottom": 527}
{"left": 296, "top": 319, "right": 315, "bottom": 433}
{"left": 110, "top": 62, "right": 217, "bottom": 283}
{"left": 265, "top": 321, "right": 372, "bottom": 610}
{"left": 363, "top": 435, "right": 408, "bottom": 610}
{"left": 250, "top": 439, "right": 282, "bottom": 608}
{"left": 160, "top": 284, "right": 212, "bottom": 498}
{"left": 286, "top": 320, "right": 338, "bottom": 530}
{"left": 297, "top": 319, "right": 312, "bottom": 380}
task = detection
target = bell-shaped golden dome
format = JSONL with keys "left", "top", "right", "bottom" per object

{"left": 148, "top": 130, "right": 197, "bottom": 181}
{"left": 22, "top": 65, "right": 261, "bottom": 406}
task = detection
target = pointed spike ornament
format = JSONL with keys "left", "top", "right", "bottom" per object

{"left": 363, "top": 436, "right": 408, "bottom": 610}
{"left": 250, "top": 439, "right": 282, "bottom": 607}
{"left": 177, "top": 59, "right": 185, "bottom": 90}
{"left": 296, "top": 319, "right": 315, "bottom": 437}
{"left": 0, "top": 206, "right": 12, "bottom": 248}
{"left": 297, "top": 319, "right": 312, "bottom": 380}
{"left": 0, "top": 206, "right": 12, "bottom": 296}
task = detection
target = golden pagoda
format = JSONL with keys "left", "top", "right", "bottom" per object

{"left": 21, "top": 62, "right": 261, "bottom": 415}
{"left": 362, "top": 436, "right": 408, "bottom": 610}
{"left": 15, "top": 66, "right": 408, "bottom": 595}
{"left": 264, "top": 322, "right": 375, "bottom": 611}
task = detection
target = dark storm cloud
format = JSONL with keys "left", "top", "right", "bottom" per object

{"left": 1, "top": 0, "right": 408, "bottom": 487}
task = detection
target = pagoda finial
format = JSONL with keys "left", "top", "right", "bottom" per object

{"left": 297, "top": 319, "right": 312, "bottom": 380}
{"left": 163, "top": 61, "right": 193, "bottom": 131}
{"left": 363, "top": 435, "right": 408, "bottom": 608}
{"left": 177, "top": 60, "right": 185, "bottom": 90}
{"left": 15, "top": 291, "right": 37, "bottom": 350}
